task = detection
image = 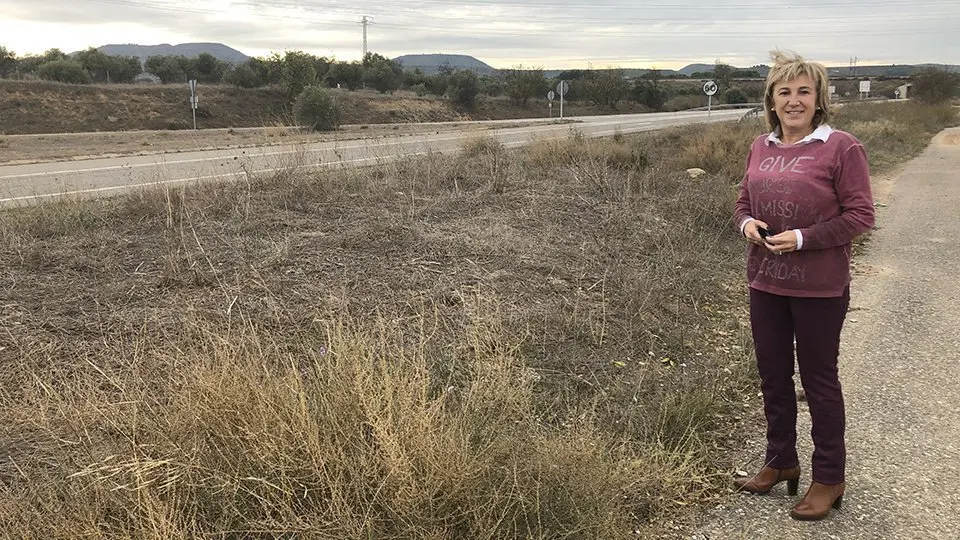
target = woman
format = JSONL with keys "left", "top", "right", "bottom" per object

{"left": 732, "top": 51, "right": 875, "bottom": 521}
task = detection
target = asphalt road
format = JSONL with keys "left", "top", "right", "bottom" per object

{"left": 692, "top": 127, "right": 960, "bottom": 539}
{"left": 0, "top": 109, "right": 745, "bottom": 206}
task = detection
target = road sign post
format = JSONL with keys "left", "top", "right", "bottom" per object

{"left": 859, "top": 80, "right": 871, "bottom": 100}
{"left": 189, "top": 79, "right": 198, "bottom": 130}
{"left": 556, "top": 81, "right": 569, "bottom": 119}
{"left": 547, "top": 90, "right": 555, "bottom": 118}
{"left": 703, "top": 80, "right": 718, "bottom": 117}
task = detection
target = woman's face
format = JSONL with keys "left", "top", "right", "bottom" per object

{"left": 773, "top": 74, "right": 818, "bottom": 133}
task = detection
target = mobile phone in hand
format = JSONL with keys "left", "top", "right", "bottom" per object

{"left": 757, "top": 226, "right": 774, "bottom": 243}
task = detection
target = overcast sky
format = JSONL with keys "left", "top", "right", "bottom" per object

{"left": 2, "top": 0, "right": 958, "bottom": 69}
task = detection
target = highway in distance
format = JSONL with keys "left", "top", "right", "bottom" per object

{"left": 0, "top": 109, "right": 747, "bottom": 206}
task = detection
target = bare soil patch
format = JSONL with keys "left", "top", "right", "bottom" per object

{"left": 936, "top": 132, "right": 960, "bottom": 146}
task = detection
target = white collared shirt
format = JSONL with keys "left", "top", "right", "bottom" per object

{"left": 765, "top": 124, "right": 834, "bottom": 147}
{"left": 741, "top": 124, "right": 836, "bottom": 250}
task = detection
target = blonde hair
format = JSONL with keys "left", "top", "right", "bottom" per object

{"left": 763, "top": 50, "right": 832, "bottom": 132}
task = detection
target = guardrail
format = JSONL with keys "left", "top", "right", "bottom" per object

{"left": 739, "top": 106, "right": 764, "bottom": 121}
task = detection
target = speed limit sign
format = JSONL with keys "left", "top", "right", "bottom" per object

{"left": 703, "top": 80, "right": 718, "bottom": 96}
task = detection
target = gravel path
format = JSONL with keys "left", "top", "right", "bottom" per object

{"left": 691, "top": 128, "right": 960, "bottom": 539}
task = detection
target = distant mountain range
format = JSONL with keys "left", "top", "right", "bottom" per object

{"left": 94, "top": 43, "right": 250, "bottom": 64}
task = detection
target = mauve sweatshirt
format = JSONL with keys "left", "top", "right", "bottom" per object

{"left": 734, "top": 129, "right": 875, "bottom": 298}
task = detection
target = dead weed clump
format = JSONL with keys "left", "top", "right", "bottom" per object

{"left": 0, "top": 306, "right": 729, "bottom": 539}
{"left": 667, "top": 119, "right": 764, "bottom": 179}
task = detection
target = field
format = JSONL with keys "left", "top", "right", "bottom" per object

{"left": 0, "top": 102, "right": 955, "bottom": 538}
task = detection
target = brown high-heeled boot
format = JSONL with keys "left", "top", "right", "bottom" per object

{"left": 733, "top": 465, "right": 800, "bottom": 495}
{"left": 790, "top": 481, "right": 845, "bottom": 521}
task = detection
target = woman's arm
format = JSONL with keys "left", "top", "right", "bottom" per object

{"left": 733, "top": 145, "right": 756, "bottom": 235}
{"left": 798, "top": 143, "right": 876, "bottom": 250}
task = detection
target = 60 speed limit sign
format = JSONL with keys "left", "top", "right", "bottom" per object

{"left": 703, "top": 80, "right": 718, "bottom": 96}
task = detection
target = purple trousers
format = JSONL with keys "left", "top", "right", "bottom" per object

{"left": 749, "top": 286, "right": 850, "bottom": 485}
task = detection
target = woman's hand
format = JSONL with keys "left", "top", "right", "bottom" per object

{"left": 744, "top": 219, "right": 771, "bottom": 245}
{"left": 765, "top": 231, "right": 799, "bottom": 255}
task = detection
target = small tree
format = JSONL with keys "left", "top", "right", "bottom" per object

{"left": 196, "top": 53, "right": 226, "bottom": 84}
{"left": 145, "top": 55, "right": 191, "bottom": 84}
{"left": 632, "top": 81, "right": 666, "bottom": 110}
{"left": 362, "top": 53, "right": 402, "bottom": 93}
{"left": 75, "top": 48, "right": 140, "bottom": 83}
{"left": 911, "top": 68, "right": 960, "bottom": 104}
{"left": 504, "top": 66, "right": 548, "bottom": 106}
{"left": 325, "top": 61, "right": 364, "bottom": 90}
{"left": 225, "top": 64, "right": 262, "bottom": 89}
{"left": 447, "top": 69, "right": 479, "bottom": 109}
{"left": 424, "top": 73, "right": 449, "bottom": 96}
{"left": 582, "top": 69, "right": 629, "bottom": 108}
{"left": 0, "top": 46, "right": 17, "bottom": 78}
{"left": 17, "top": 49, "right": 67, "bottom": 77}
{"left": 294, "top": 85, "right": 341, "bottom": 131}
{"left": 257, "top": 54, "right": 284, "bottom": 86}
{"left": 106, "top": 56, "right": 142, "bottom": 83}
{"left": 479, "top": 75, "right": 504, "bottom": 97}
{"left": 402, "top": 67, "right": 426, "bottom": 89}
{"left": 713, "top": 61, "right": 735, "bottom": 89}
{"left": 365, "top": 63, "right": 401, "bottom": 93}
{"left": 74, "top": 47, "right": 110, "bottom": 82}
{"left": 37, "top": 60, "right": 91, "bottom": 84}
{"left": 282, "top": 51, "right": 318, "bottom": 99}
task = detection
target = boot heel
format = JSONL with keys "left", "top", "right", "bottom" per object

{"left": 787, "top": 478, "right": 799, "bottom": 496}
{"left": 832, "top": 494, "right": 843, "bottom": 510}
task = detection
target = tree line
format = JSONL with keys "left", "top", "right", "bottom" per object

{"left": 0, "top": 46, "right": 753, "bottom": 108}
{"left": 1, "top": 46, "right": 955, "bottom": 109}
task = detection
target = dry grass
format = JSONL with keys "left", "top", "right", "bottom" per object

{"left": 1, "top": 106, "right": 952, "bottom": 537}
{"left": 832, "top": 101, "right": 960, "bottom": 173}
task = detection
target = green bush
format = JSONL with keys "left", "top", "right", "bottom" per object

{"left": 723, "top": 87, "right": 749, "bottom": 104}
{"left": 632, "top": 82, "right": 667, "bottom": 110}
{"left": 911, "top": 68, "right": 960, "bottom": 104}
{"left": 447, "top": 70, "right": 479, "bottom": 109}
{"left": 282, "top": 50, "right": 318, "bottom": 99}
{"left": 294, "top": 85, "right": 341, "bottom": 132}
{"left": 410, "top": 83, "right": 428, "bottom": 96}
{"left": 37, "top": 60, "right": 91, "bottom": 84}
{"left": 424, "top": 73, "right": 449, "bottom": 96}
{"left": 224, "top": 64, "right": 262, "bottom": 89}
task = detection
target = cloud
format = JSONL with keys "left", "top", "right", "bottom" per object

{"left": 2, "top": 0, "right": 958, "bottom": 67}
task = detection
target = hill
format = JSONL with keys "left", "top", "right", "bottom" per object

{"left": 393, "top": 54, "right": 496, "bottom": 74}
{"left": 95, "top": 43, "right": 250, "bottom": 64}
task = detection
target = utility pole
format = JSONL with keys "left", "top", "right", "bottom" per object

{"left": 361, "top": 16, "right": 372, "bottom": 59}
